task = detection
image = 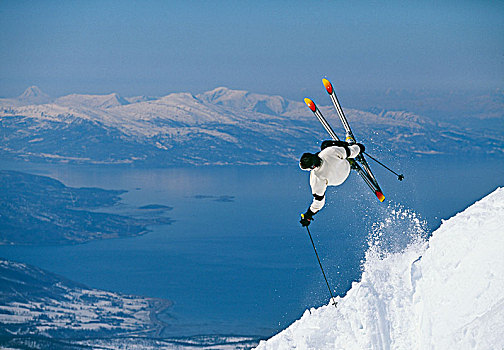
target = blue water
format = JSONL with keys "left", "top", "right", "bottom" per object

{"left": 0, "top": 156, "right": 502, "bottom": 338}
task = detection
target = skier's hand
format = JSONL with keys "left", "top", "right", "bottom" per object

{"left": 356, "top": 143, "right": 365, "bottom": 154}
{"left": 300, "top": 210, "right": 314, "bottom": 227}
{"left": 300, "top": 215, "right": 311, "bottom": 227}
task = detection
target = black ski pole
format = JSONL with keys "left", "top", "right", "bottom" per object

{"left": 305, "top": 226, "right": 338, "bottom": 308}
{"left": 363, "top": 151, "right": 404, "bottom": 181}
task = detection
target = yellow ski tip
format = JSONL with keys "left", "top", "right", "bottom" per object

{"left": 304, "top": 98, "right": 317, "bottom": 112}
{"left": 322, "top": 78, "right": 333, "bottom": 94}
{"left": 375, "top": 191, "right": 385, "bottom": 202}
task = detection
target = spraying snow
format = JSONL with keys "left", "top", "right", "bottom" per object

{"left": 256, "top": 187, "right": 504, "bottom": 349}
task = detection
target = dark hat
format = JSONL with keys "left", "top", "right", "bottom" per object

{"left": 299, "top": 153, "right": 321, "bottom": 170}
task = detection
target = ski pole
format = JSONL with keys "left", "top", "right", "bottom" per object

{"left": 305, "top": 226, "right": 338, "bottom": 308}
{"left": 363, "top": 151, "right": 404, "bottom": 181}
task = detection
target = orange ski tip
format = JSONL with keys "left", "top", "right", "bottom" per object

{"left": 375, "top": 191, "right": 385, "bottom": 202}
{"left": 322, "top": 78, "right": 333, "bottom": 94}
{"left": 304, "top": 98, "right": 317, "bottom": 112}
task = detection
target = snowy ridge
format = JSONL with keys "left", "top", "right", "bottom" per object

{"left": 256, "top": 187, "right": 504, "bottom": 349}
{"left": 1, "top": 86, "right": 503, "bottom": 166}
{"left": 55, "top": 92, "right": 130, "bottom": 109}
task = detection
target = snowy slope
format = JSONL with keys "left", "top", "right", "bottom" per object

{"left": 256, "top": 187, "right": 504, "bottom": 350}
{"left": 0, "top": 258, "right": 171, "bottom": 338}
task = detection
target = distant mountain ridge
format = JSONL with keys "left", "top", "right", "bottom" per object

{"left": 15, "top": 86, "right": 52, "bottom": 105}
{"left": 55, "top": 92, "right": 130, "bottom": 109}
{"left": 0, "top": 86, "right": 502, "bottom": 166}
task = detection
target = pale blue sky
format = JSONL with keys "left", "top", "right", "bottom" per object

{"left": 1, "top": 0, "right": 503, "bottom": 99}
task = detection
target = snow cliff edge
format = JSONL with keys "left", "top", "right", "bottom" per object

{"left": 256, "top": 187, "right": 504, "bottom": 349}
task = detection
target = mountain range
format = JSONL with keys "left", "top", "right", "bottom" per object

{"left": 1, "top": 86, "right": 502, "bottom": 166}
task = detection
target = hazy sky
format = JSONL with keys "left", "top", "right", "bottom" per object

{"left": 1, "top": 0, "right": 503, "bottom": 99}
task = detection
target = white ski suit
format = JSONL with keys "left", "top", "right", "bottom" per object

{"left": 309, "top": 144, "right": 361, "bottom": 213}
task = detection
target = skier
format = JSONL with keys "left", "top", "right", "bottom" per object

{"left": 299, "top": 140, "right": 365, "bottom": 227}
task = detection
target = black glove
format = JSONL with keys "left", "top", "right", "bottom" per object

{"left": 356, "top": 143, "right": 365, "bottom": 154}
{"left": 300, "top": 209, "right": 315, "bottom": 227}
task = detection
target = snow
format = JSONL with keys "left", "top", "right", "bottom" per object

{"left": 256, "top": 187, "right": 504, "bottom": 350}
{"left": 0, "top": 279, "right": 160, "bottom": 334}
{"left": 17, "top": 86, "right": 52, "bottom": 105}
{"left": 55, "top": 92, "right": 129, "bottom": 109}
{"left": 3, "top": 86, "right": 501, "bottom": 165}
{"left": 1, "top": 88, "right": 424, "bottom": 142}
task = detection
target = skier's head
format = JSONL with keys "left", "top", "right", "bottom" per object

{"left": 299, "top": 152, "right": 322, "bottom": 170}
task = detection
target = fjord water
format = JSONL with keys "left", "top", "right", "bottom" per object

{"left": 0, "top": 156, "right": 502, "bottom": 337}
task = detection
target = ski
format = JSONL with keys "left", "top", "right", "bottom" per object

{"left": 321, "top": 78, "right": 385, "bottom": 202}
{"left": 304, "top": 97, "right": 385, "bottom": 202}
{"left": 304, "top": 98, "right": 340, "bottom": 141}
{"left": 322, "top": 78, "right": 356, "bottom": 143}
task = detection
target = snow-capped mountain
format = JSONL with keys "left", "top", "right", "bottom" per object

{"left": 1, "top": 87, "right": 502, "bottom": 166}
{"left": 18, "top": 86, "right": 51, "bottom": 104}
{"left": 198, "top": 87, "right": 297, "bottom": 116}
{"left": 255, "top": 187, "right": 504, "bottom": 349}
{"left": 55, "top": 92, "right": 130, "bottom": 109}
{"left": 0, "top": 86, "right": 52, "bottom": 106}
{"left": 125, "top": 95, "right": 158, "bottom": 104}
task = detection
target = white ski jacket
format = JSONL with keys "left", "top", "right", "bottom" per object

{"left": 309, "top": 144, "right": 361, "bottom": 213}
